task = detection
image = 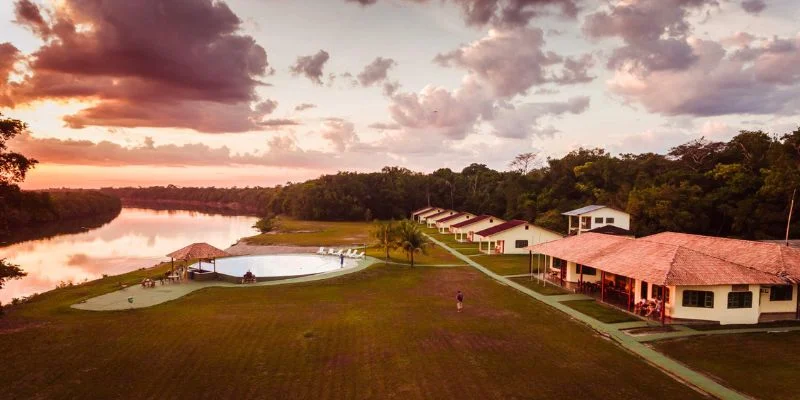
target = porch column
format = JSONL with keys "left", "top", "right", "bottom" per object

{"left": 601, "top": 270, "right": 606, "bottom": 303}
{"left": 528, "top": 251, "right": 533, "bottom": 280}
{"left": 579, "top": 264, "right": 584, "bottom": 292}
{"left": 628, "top": 277, "right": 633, "bottom": 311}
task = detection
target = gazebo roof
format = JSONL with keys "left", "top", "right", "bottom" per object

{"left": 167, "top": 243, "right": 229, "bottom": 260}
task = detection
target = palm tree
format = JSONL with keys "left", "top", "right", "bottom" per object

{"left": 371, "top": 220, "right": 397, "bottom": 260}
{"left": 396, "top": 220, "right": 430, "bottom": 267}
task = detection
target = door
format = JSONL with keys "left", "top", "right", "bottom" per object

{"left": 497, "top": 240, "right": 504, "bottom": 254}
{"left": 640, "top": 281, "right": 648, "bottom": 300}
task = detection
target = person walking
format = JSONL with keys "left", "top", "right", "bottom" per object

{"left": 456, "top": 290, "right": 464, "bottom": 312}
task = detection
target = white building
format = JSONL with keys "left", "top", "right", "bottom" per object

{"left": 562, "top": 205, "right": 630, "bottom": 235}
{"left": 425, "top": 210, "right": 457, "bottom": 228}
{"left": 416, "top": 207, "right": 445, "bottom": 224}
{"left": 434, "top": 212, "right": 475, "bottom": 233}
{"left": 529, "top": 232, "right": 800, "bottom": 325}
{"left": 411, "top": 206, "right": 435, "bottom": 221}
{"left": 450, "top": 215, "right": 505, "bottom": 242}
{"left": 473, "top": 220, "right": 564, "bottom": 255}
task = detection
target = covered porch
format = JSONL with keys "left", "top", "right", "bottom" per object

{"left": 477, "top": 237, "right": 502, "bottom": 255}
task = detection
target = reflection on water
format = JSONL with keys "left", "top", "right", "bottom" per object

{"left": 0, "top": 208, "right": 258, "bottom": 303}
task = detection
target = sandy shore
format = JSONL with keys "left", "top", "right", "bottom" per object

{"left": 225, "top": 241, "right": 319, "bottom": 256}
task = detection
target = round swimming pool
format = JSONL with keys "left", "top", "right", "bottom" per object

{"left": 189, "top": 253, "right": 358, "bottom": 279}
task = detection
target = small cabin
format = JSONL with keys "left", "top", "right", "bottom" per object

{"left": 434, "top": 212, "right": 475, "bottom": 233}
{"left": 426, "top": 210, "right": 457, "bottom": 228}
{"left": 563, "top": 205, "right": 630, "bottom": 236}
{"left": 416, "top": 207, "right": 445, "bottom": 224}
{"left": 473, "top": 220, "right": 563, "bottom": 255}
{"left": 450, "top": 215, "right": 505, "bottom": 243}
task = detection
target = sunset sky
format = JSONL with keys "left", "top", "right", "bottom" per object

{"left": 1, "top": 0, "right": 799, "bottom": 189}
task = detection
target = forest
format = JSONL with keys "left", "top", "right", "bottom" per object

{"left": 105, "top": 127, "right": 800, "bottom": 240}
{"left": 0, "top": 114, "right": 122, "bottom": 244}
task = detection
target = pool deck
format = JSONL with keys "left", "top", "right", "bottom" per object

{"left": 71, "top": 257, "right": 378, "bottom": 311}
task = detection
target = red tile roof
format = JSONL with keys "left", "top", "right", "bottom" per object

{"left": 475, "top": 220, "right": 528, "bottom": 237}
{"left": 436, "top": 212, "right": 471, "bottom": 223}
{"left": 451, "top": 215, "right": 496, "bottom": 228}
{"left": 424, "top": 210, "right": 452, "bottom": 221}
{"left": 412, "top": 206, "right": 434, "bottom": 215}
{"left": 528, "top": 232, "right": 791, "bottom": 286}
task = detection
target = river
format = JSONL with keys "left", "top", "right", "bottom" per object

{"left": 0, "top": 207, "right": 258, "bottom": 303}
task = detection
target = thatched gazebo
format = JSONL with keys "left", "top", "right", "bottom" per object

{"left": 167, "top": 243, "right": 230, "bottom": 273}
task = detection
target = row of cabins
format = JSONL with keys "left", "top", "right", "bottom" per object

{"left": 413, "top": 204, "right": 800, "bottom": 326}
{"left": 411, "top": 207, "right": 567, "bottom": 255}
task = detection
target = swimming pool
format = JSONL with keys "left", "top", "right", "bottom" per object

{"left": 188, "top": 253, "right": 358, "bottom": 280}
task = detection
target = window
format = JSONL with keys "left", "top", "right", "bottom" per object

{"left": 580, "top": 216, "right": 592, "bottom": 229}
{"left": 770, "top": 285, "right": 793, "bottom": 301}
{"left": 682, "top": 290, "right": 714, "bottom": 308}
{"left": 595, "top": 217, "right": 603, "bottom": 223}
{"left": 606, "top": 217, "right": 615, "bottom": 224}
{"left": 514, "top": 240, "right": 528, "bottom": 248}
{"left": 727, "top": 291, "right": 753, "bottom": 308}
{"left": 524, "top": 225, "right": 529, "bottom": 230}
{"left": 553, "top": 258, "right": 565, "bottom": 268}
{"left": 575, "top": 264, "right": 596, "bottom": 276}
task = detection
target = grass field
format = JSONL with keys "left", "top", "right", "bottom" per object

{"left": 0, "top": 263, "right": 704, "bottom": 399}
{"left": 655, "top": 332, "right": 800, "bottom": 400}
{"left": 470, "top": 254, "right": 545, "bottom": 276}
{"left": 245, "top": 218, "right": 372, "bottom": 246}
{"left": 508, "top": 276, "right": 570, "bottom": 296}
{"left": 365, "top": 245, "right": 466, "bottom": 266}
{"left": 562, "top": 300, "right": 640, "bottom": 324}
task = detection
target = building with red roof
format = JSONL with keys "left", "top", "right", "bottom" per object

{"left": 528, "top": 232, "right": 800, "bottom": 325}
{"left": 425, "top": 210, "right": 457, "bottom": 228}
{"left": 434, "top": 212, "right": 475, "bottom": 233}
{"left": 450, "top": 215, "right": 505, "bottom": 242}
{"left": 415, "top": 207, "right": 445, "bottom": 224}
{"left": 473, "top": 220, "right": 563, "bottom": 255}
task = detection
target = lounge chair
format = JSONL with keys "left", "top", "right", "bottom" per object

{"left": 317, "top": 247, "right": 326, "bottom": 255}
{"left": 327, "top": 248, "right": 337, "bottom": 255}
{"left": 349, "top": 250, "right": 361, "bottom": 258}
{"left": 333, "top": 249, "right": 343, "bottom": 257}
{"left": 344, "top": 249, "right": 355, "bottom": 258}
{"left": 354, "top": 251, "right": 365, "bottom": 259}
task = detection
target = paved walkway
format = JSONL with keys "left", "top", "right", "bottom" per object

{"left": 425, "top": 234, "right": 750, "bottom": 400}
{"left": 72, "top": 257, "right": 379, "bottom": 311}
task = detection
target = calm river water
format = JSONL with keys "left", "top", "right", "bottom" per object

{"left": 0, "top": 208, "right": 258, "bottom": 303}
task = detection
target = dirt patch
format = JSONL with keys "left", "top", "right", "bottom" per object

{"left": 625, "top": 326, "right": 676, "bottom": 335}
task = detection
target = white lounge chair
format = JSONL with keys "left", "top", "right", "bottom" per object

{"left": 345, "top": 249, "right": 355, "bottom": 258}
{"left": 354, "top": 251, "right": 365, "bottom": 259}
{"left": 317, "top": 247, "right": 326, "bottom": 255}
{"left": 327, "top": 248, "right": 337, "bottom": 255}
{"left": 333, "top": 249, "right": 343, "bottom": 257}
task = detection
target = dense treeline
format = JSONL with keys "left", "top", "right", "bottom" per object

{"left": 101, "top": 185, "right": 273, "bottom": 215}
{"left": 0, "top": 186, "right": 122, "bottom": 243}
{"left": 112, "top": 128, "right": 800, "bottom": 240}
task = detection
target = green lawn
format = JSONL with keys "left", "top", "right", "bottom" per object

{"left": 562, "top": 300, "right": 640, "bottom": 324}
{"left": 245, "top": 218, "right": 372, "bottom": 246}
{"left": 470, "top": 254, "right": 545, "bottom": 276}
{"left": 655, "top": 332, "right": 800, "bottom": 400}
{"left": 365, "top": 244, "right": 466, "bottom": 266}
{"left": 1, "top": 264, "right": 703, "bottom": 399}
{"left": 508, "top": 276, "right": 570, "bottom": 296}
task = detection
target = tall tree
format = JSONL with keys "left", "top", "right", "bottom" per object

{"left": 371, "top": 220, "right": 397, "bottom": 260}
{"left": 509, "top": 152, "right": 539, "bottom": 174}
{"left": 0, "top": 259, "right": 26, "bottom": 290}
{"left": 396, "top": 220, "right": 430, "bottom": 267}
{"left": 1, "top": 113, "right": 38, "bottom": 186}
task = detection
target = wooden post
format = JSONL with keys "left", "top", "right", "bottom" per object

{"left": 601, "top": 270, "right": 606, "bottom": 303}
{"left": 579, "top": 264, "right": 584, "bottom": 293}
{"left": 171, "top": 257, "right": 174, "bottom": 274}
{"left": 560, "top": 261, "right": 565, "bottom": 287}
{"left": 628, "top": 277, "right": 633, "bottom": 311}
{"left": 661, "top": 298, "right": 666, "bottom": 325}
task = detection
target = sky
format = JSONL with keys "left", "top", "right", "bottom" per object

{"left": 1, "top": 0, "right": 799, "bottom": 189}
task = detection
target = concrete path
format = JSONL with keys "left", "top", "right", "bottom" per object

{"left": 72, "top": 257, "right": 379, "bottom": 311}
{"left": 425, "top": 234, "right": 750, "bottom": 400}
{"left": 635, "top": 325, "right": 800, "bottom": 343}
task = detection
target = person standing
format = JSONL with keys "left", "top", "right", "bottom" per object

{"left": 340, "top": 252, "right": 345, "bottom": 268}
{"left": 456, "top": 290, "right": 464, "bottom": 312}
